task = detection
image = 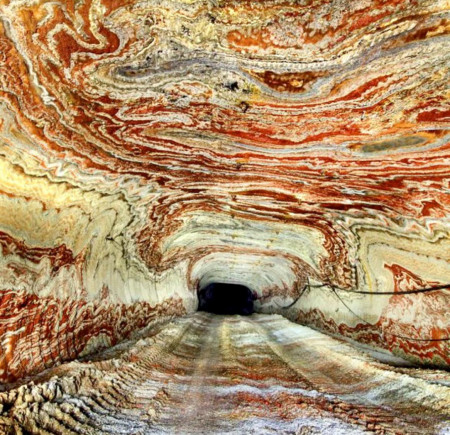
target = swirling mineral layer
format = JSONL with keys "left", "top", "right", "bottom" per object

{"left": 0, "top": 0, "right": 449, "bottom": 433}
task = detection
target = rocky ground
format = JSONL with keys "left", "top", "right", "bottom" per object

{"left": 0, "top": 313, "right": 448, "bottom": 434}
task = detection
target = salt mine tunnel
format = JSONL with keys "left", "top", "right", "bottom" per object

{"left": 0, "top": 0, "right": 449, "bottom": 433}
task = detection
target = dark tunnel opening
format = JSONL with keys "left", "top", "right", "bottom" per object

{"left": 198, "top": 283, "right": 255, "bottom": 315}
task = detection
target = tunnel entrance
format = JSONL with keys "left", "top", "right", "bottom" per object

{"left": 198, "top": 283, "right": 255, "bottom": 315}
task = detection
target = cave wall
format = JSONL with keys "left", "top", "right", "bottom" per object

{"left": 0, "top": 0, "right": 449, "bottom": 383}
{"left": 0, "top": 157, "right": 192, "bottom": 382}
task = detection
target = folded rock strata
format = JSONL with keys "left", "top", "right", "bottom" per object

{"left": 0, "top": 0, "right": 448, "bottom": 433}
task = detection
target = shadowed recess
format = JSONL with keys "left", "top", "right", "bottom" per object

{"left": 198, "top": 283, "right": 255, "bottom": 315}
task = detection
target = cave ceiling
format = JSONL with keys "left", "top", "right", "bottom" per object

{"left": 0, "top": 0, "right": 449, "bottom": 432}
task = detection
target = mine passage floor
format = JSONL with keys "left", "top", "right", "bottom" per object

{"left": 1, "top": 312, "right": 449, "bottom": 434}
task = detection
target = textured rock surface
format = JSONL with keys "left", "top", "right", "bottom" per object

{"left": 1, "top": 313, "right": 449, "bottom": 434}
{"left": 0, "top": 0, "right": 449, "bottom": 431}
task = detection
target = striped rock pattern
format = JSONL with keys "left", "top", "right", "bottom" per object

{"left": 0, "top": 0, "right": 449, "bottom": 430}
